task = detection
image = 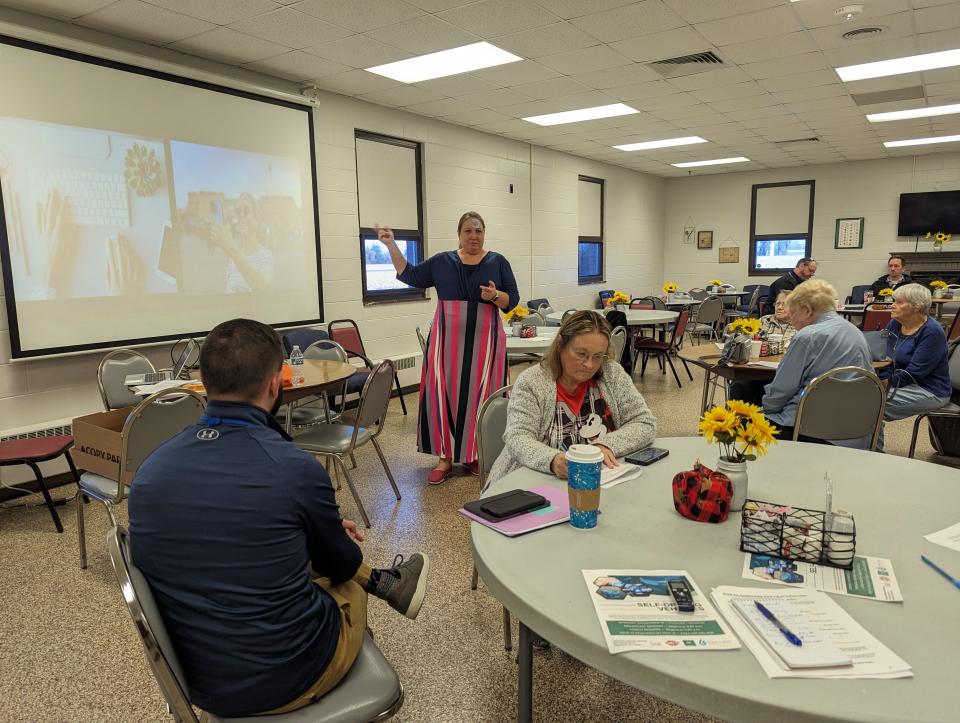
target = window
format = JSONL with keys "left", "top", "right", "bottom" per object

{"left": 578, "top": 175, "right": 604, "bottom": 284}
{"left": 748, "top": 180, "right": 814, "bottom": 276}
{"left": 355, "top": 130, "right": 425, "bottom": 302}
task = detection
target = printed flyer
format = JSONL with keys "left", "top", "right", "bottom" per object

{"left": 581, "top": 569, "right": 741, "bottom": 654}
{"left": 741, "top": 554, "right": 903, "bottom": 602}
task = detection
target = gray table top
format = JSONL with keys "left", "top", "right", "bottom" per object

{"left": 545, "top": 309, "right": 678, "bottom": 325}
{"left": 472, "top": 437, "right": 960, "bottom": 723}
{"left": 504, "top": 326, "right": 559, "bottom": 354}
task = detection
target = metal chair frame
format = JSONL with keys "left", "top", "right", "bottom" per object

{"left": 793, "top": 366, "right": 886, "bottom": 451}
{"left": 633, "top": 310, "right": 693, "bottom": 388}
{"left": 860, "top": 303, "right": 894, "bottom": 332}
{"left": 0, "top": 436, "right": 81, "bottom": 533}
{"left": 97, "top": 349, "right": 156, "bottom": 410}
{"left": 328, "top": 319, "right": 407, "bottom": 416}
{"left": 415, "top": 326, "right": 428, "bottom": 355}
{"left": 687, "top": 296, "right": 724, "bottom": 344}
{"left": 908, "top": 342, "right": 960, "bottom": 457}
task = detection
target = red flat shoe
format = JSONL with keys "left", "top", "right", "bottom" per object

{"left": 465, "top": 461, "right": 480, "bottom": 476}
{"left": 427, "top": 467, "right": 454, "bottom": 485}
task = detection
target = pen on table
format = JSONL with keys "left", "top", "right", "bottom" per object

{"left": 754, "top": 601, "right": 803, "bottom": 647}
{"left": 921, "top": 555, "right": 960, "bottom": 589}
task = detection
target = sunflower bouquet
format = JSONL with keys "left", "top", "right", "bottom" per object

{"left": 930, "top": 280, "right": 947, "bottom": 290}
{"left": 925, "top": 231, "right": 953, "bottom": 249}
{"left": 698, "top": 400, "right": 779, "bottom": 462}
{"left": 708, "top": 279, "right": 723, "bottom": 286}
{"left": 662, "top": 282, "right": 678, "bottom": 294}
{"left": 727, "top": 317, "right": 761, "bottom": 337}
{"left": 504, "top": 305, "right": 529, "bottom": 323}
{"left": 611, "top": 290, "right": 631, "bottom": 305}
{"left": 877, "top": 288, "right": 894, "bottom": 303}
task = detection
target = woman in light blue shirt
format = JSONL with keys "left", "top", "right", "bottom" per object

{"left": 762, "top": 279, "right": 873, "bottom": 448}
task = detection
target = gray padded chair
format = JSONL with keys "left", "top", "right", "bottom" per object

{"left": 282, "top": 340, "right": 350, "bottom": 429}
{"left": 470, "top": 385, "right": 513, "bottom": 651}
{"left": 687, "top": 296, "right": 724, "bottom": 344}
{"left": 688, "top": 288, "right": 708, "bottom": 301}
{"left": 561, "top": 308, "right": 578, "bottom": 322}
{"left": 724, "top": 286, "right": 761, "bottom": 323}
{"left": 106, "top": 526, "right": 404, "bottom": 723}
{"left": 295, "top": 361, "right": 400, "bottom": 528}
{"left": 98, "top": 349, "right": 156, "bottom": 410}
{"left": 793, "top": 366, "right": 886, "bottom": 450}
{"left": 908, "top": 342, "right": 960, "bottom": 457}
{"left": 610, "top": 326, "right": 627, "bottom": 366}
{"left": 77, "top": 388, "right": 205, "bottom": 569}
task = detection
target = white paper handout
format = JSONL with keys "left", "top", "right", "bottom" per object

{"left": 133, "top": 379, "right": 194, "bottom": 395}
{"left": 730, "top": 599, "right": 851, "bottom": 669}
{"left": 711, "top": 586, "right": 912, "bottom": 679}
{"left": 741, "top": 553, "right": 903, "bottom": 602}
{"left": 582, "top": 570, "right": 741, "bottom": 654}
{"left": 601, "top": 462, "right": 642, "bottom": 488}
{"left": 925, "top": 522, "right": 960, "bottom": 553}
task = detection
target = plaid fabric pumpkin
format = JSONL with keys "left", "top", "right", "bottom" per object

{"left": 672, "top": 461, "right": 732, "bottom": 523}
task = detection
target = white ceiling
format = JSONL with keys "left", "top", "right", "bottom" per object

{"left": 4, "top": 0, "right": 960, "bottom": 176}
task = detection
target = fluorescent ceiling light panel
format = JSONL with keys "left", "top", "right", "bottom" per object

{"left": 365, "top": 42, "right": 521, "bottom": 83}
{"left": 672, "top": 157, "right": 750, "bottom": 168}
{"left": 614, "top": 136, "right": 707, "bottom": 151}
{"left": 883, "top": 134, "right": 960, "bottom": 148}
{"left": 866, "top": 103, "right": 960, "bottom": 123}
{"left": 836, "top": 48, "right": 960, "bottom": 82}
{"left": 523, "top": 103, "right": 638, "bottom": 126}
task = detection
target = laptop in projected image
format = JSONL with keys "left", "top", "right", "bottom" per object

{"left": 124, "top": 339, "right": 196, "bottom": 386}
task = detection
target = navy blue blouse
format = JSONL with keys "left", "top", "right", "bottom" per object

{"left": 397, "top": 250, "right": 520, "bottom": 309}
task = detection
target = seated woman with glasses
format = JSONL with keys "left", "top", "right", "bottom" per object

{"left": 729, "top": 290, "right": 797, "bottom": 405}
{"left": 488, "top": 310, "right": 656, "bottom": 484}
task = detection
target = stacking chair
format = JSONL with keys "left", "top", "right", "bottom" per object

{"left": 793, "top": 366, "right": 886, "bottom": 450}
{"left": 629, "top": 298, "right": 652, "bottom": 310}
{"left": 860, "top": 303, "right": 893, "bottom": 332}
{"left": 415, "top": 326, "right": 428, "bottom": 355}
{"left": 947, "top": 311, "right": 960, "bottom": 342}
{"left": 725, "top": 287, "right": 760, "bottom": 323}
{"left": 526, "top": 297, "right": 550, "bottom": 312}
{"left": 295, "top": 361, "right": 400, "bottom": 528}
{"left": 687, "top": 296, "right": 724, "bottom": 344}
{"left": 282, "top": 340, "right": 351, "bottom": 429}
{"left": 282, "top": 328, "right": 329, "bottom": 357}
{"left": 98, "top": 349, "right": 156, "bottom": 410}
{"left": 0, "top": 436, "right": 81, "bottom": 532}
{"left": 908, "top": 343, "right": 960, "bottom": 457}
{"left": 688, "top": 288, "right": 708, "bottom": 301}
{"left": 561, "top": 309, "right": 578, "bottom": 322}
{"left": 609, "top": 326, "right": 628, "bottom": 367}
{"left": 328, "top": 319, "right": 406, "bottom": 415}
{"left": 106, "top": 526, "right": 404, "bottom": 723}
{"left": 846, "top": 284, "right": 872, "bottom": 305}
{"left": 77, "top": 388, "right": 205, "bottom": 568}
{"left": 471, "top": 385, "right": 513, "bottom": 651}
{"left": 633, "top": 310, "right": 692, "bottom": 388}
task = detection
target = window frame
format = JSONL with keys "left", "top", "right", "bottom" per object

{"left": 578, "top": 175, "right": 605, "bottom": 285}
{"left": 748, "top": 180, "right": 815, "bottom": 277}
{"left": 355, "top": 130, "right": 427, "bottom": 304}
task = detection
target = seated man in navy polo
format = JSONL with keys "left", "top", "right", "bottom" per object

{"left": 129, "top": 318, "right": 429, "bottom": 718}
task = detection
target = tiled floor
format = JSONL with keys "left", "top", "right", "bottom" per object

{"left": 0, "top": 359, "right": 952, "bottom": 722}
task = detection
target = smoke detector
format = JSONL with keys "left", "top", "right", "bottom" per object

{"left": 834, "top": 5, "right": 864, "bottom": 21}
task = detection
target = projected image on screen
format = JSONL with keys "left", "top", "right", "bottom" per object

{"left": 754, "top": 238, "right": 807, "bottom": 270}
{"left": 169, "top": 142, "right": 304, "bottom": 294}
{"left": 0, "top": 117, "right": 176, "bottom": 301}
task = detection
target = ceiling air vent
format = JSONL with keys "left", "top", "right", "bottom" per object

{"left": 647, "top": 50, "right": 724, "bottom": 79}
{"left": 774, "top": 137, "right": 821, "bottom": 146}
{"left": 851, "top": 85, "right": 924, "bottom": 106}
{"left": 842, "top": 26, "right": 884, "bottom": 40}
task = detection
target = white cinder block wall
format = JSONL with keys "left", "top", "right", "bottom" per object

{"left": 0, "top": 52, "right": 666, "bottom": 483}
{"left": 663, "top": 152, "right": 960, "bottom": 298}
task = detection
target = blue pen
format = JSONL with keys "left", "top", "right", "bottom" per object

{"left": 754, "top": 601, "right": 803, "bottom": 647}
{"left": 921, "top": 555, "right": 960, "bottom": 589}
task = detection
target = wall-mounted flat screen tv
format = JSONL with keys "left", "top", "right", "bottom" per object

{"left": 897, "top": 190, "right": 960, "bottom": 236}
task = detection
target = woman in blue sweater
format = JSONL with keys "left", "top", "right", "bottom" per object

{"left": 880, "top": 283, "right": 951, "bottom": 449}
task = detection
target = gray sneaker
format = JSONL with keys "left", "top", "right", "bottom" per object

{"left": 373, "top": 553, "right": 431, "bottom": 620}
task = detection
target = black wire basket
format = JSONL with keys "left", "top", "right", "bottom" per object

{"left": 739, "top": 498, "right": 856, "bottom": 570}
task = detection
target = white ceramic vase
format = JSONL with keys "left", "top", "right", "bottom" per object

{"left": 717, "top": 457, "right": 748, "bottom": 511}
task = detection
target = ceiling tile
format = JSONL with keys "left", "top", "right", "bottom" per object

{"left": 792, "top": 0, "right": 910, "bottom": 29}
{"left": 77, "top": 0, "right": 216, "bottom": 44}
{"left": 540, "top": 90, "right": 620, "bottom": 113}
{"left": 494, "top": 22, "right": 599, "bottom": 59}
{"left": 915, "top": 3, "right": 960, "bottom": 33}
{"left": 821, "top": 36, "right": 918, "bottom": 67}
{"left": 532, "top": 0, "right": 637, "bottom": 21}
{"left": 314, "top": 68, "right": 401, "bottom": 94}
{"left": 142, "top": 0, "right": 277, "bottom": 25}
{"left": 454, "top": 87, "right": 537, "bottom": 107}
{"left": 413, "top": 74, "right": 500, "bottom": 96}
{"left": 611, "top": 25, "right": 711, "bottom": 63}
{"left": 508, "top": 76, "right": 591, "bottom": 99}
{"left": 171, "top": 27, "right": 292, "bottom": 64}
{"left": 758, "top": 69, "right": 843, "bottom": 94}
{"left": 230, "top": 8, "right": 354, "bottom": 49}
{"left": 809, "top": 12, "right": 914, "bottom": 51}
{"left": 917, "top": 28, "right": 960, "bottom": 53}
{"left": 661, "top": 0, "right": 782, "bottom": 24}
{"left": 722, "top": 102, "right": 792, "bottom": 120}
{"left": 405, "top": 0, "right": 476, "bottom": 10}
{"left": 292, "top": 0, "right": 425, "bottom": 33}
{"left": 695, "top": 5, "right": 801, "bottom": 47}
{"left": 361, "top": 84, "right": 449, "bottom": 106}
{"left": 438, "top": 0, "right": 558, "bottom": 38}
{"left": 720, "top": 31, "right": 818, "bottom": 65}
{"left": 304, "top": 35, "right": 410, "bottom": 68}
{"left": 570, "top": 1, "right": 686, "bottom": 44}
{"left": 403, "top": 97, "right": 465, "bottom": 116}
{"left": 0, "top": 0, "right": 116, "bottom": 20}
{"left": 245, "top": 50, "right": 351, "bottom": 80}
{"left": 668, "top": 66, "right": 751, "bottom": 91}
{"left": 741, "top": 53, "right": 829, "bottom": 80}
{"left": 538, "top": 45, "right": 633, "bottom": 75}
{"left": 442, "top": 108, "right": 511, "bottom": 126}
{"left": 364, "top": 14, "right": 477, "bottom": 53}
{"left": 634, "top": 91, "right": 700, "bottom": 110}
{"left": 648, "top": 102, "right": 714, "bottom": 121}
{"left": 475, "top": 60, "right": 560, "bottom": 86}
{"left": 606, "top": 79, "right": 684, "bottom": 101}
{"left": 571, "top": 63, "right": 660, "bottom": 90}
{"left": 774, "top": 84, "right": 847, "bottom": 104}
{"left": 691, "top": 81, "right": 767, "bottom": 103}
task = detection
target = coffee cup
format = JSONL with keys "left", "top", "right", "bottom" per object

{"left": 750, "top": 340, "right": 762, "bottom": 359}
{"left": 566, "top": 444, "right": 603, "bottom": 529}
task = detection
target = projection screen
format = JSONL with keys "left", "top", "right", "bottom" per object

{"left": 0, "top": 36, "right": 322, "bottom": 358}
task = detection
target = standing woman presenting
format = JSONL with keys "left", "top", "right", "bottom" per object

{"left": 376, "top": 212, "right": 519, "bottom": 484}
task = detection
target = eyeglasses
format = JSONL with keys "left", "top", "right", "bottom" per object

{"left": 570, "top": 348, "right": 609, "bottom": 364}
{"left": 775, "top": 301, "right": 787, "bottom": 307}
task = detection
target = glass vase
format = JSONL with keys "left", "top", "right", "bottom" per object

{"left": 717, "top": 456, "right": 748, "bottom": 512}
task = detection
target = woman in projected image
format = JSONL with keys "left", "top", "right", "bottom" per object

{"left": 376, "top": 212, "right": 519, "bottom": 485}
{"left": 209, "top": 192, "right": 275, "bottom": 293}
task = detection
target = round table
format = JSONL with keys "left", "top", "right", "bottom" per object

{"left": 505, "top": 326, "right": 559, "bottom": 356}
{"left": 472, "top": 437, "right": 960, "bottom": 723}
{"left": 545, "top": 308, "right": 678, "bottom": 326}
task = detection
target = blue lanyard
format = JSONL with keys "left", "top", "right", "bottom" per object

{"left": 199, "top": 415, "right": 259, "bottom": 428}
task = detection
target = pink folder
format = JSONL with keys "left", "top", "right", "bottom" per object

{"left": 459, "top": 484, "right": 570, "bottom": 537}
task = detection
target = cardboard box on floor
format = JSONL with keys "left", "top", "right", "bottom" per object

{"left": 71, "top": 407, "right": 134, "bottom": 484}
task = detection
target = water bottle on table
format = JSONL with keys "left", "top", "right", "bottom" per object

{"left": 290, "top": 345, "right": 305, "bottom": 386}
{"left": 566, "top": 444, "right": 603, "bottom": 529}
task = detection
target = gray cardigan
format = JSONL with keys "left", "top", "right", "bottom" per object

{"left": 487, "top": 361, "right": 657, "bottom": 485}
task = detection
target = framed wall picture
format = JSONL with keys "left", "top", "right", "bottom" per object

{"left": 835, "top": 217, "right": 864, "bottom": 249}
{"left": 719, "top": 247, "right": 739, "bottom": 264}
{"left": 697, "top": 230, "right": 713, "bottom": 249}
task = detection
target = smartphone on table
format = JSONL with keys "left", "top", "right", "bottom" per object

{"left": 625, "top": 447, "right": 670, "bottom": 466}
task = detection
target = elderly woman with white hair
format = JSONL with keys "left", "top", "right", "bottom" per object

{"left": 879, "top": 283, "right": 950, "bottom": 432}
{"left": 762, "top": 279, "right": 873, "bottom": 447}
